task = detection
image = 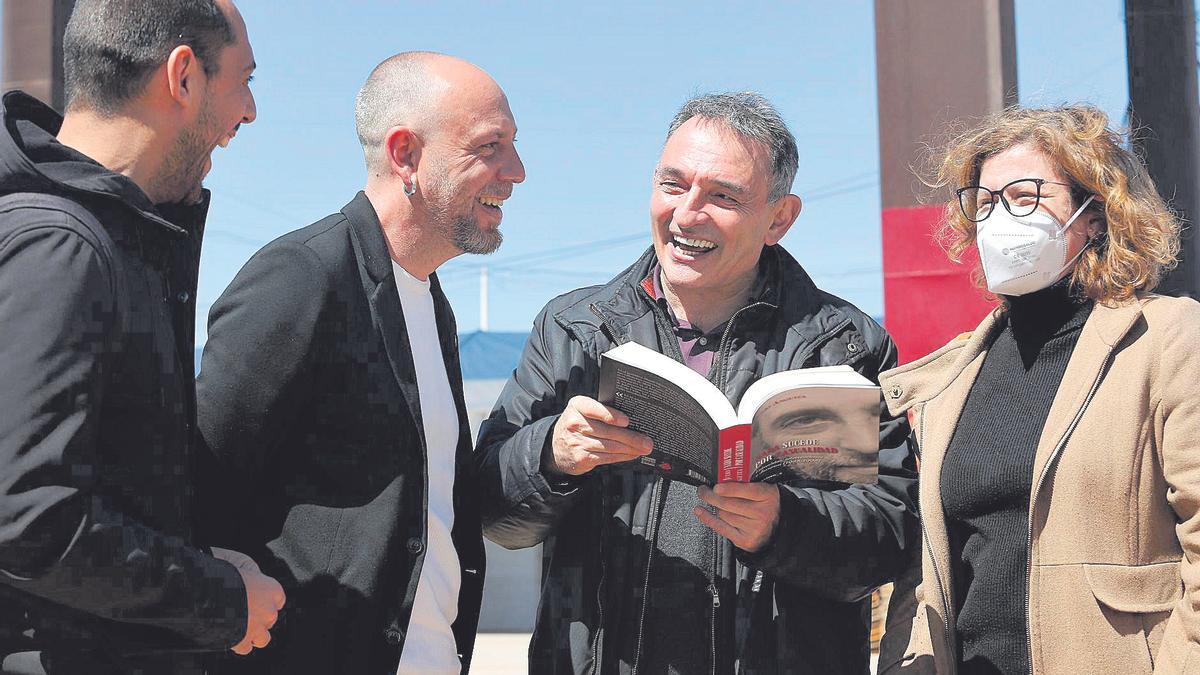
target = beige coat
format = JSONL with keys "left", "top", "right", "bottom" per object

{"left": 877, "top": 295, "right": 1200, "bottom": 675}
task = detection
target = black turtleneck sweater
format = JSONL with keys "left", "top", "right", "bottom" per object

{"left": 940, "top": 279, "right": 1093, "bottom": 675}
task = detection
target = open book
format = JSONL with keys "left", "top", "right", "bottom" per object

{"left": 597, "top": 342, "right": 881, "bottom": 486}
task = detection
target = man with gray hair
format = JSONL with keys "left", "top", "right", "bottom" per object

{"left": 477, "top": 92, "right": 917, "bottom": 673}
{"left": 195, "top": 51, "right": 524, "bottom": 674}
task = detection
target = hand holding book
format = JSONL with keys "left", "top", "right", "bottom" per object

{"left": 544, "top": 395, "right": 655, "bottom": 476}
{"left": 695, "top": 482, "right": 780, "bottom": 553}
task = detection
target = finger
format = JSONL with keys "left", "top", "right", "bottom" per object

{"left": 715, "top": 506, "right": 772, "bottom": 538}
{"left": 712, "top": 508, "right": 768, "bottom": 534}
{"left": 263, "top": 609, "right": 279, "bottom": 630}
{"left": 586, "top": 451, "right": 647, "bottom": 467}
{"left": 712, "top": 481, "right": 777, "bottom": 501}
{"left": 694, "top": 506, "right": 745, "bottom": 546}
{"left": 271, "top": 582, "right": 286, "bottom": 610}
{"left": 231, "top": 636, "right": 253, "bottom": 656}
{"left": 580, "top": 419, "right": 652, "bottom": 452}
{"left": 701, "top": 507, "right": 771, "bottom": 552}
{"left": 252, "top": 629, "right": 272, "bottom": 649}
{"left": 570, "top": 396, "right": 631, "bottom": 427}
{"left": 697, "top": 486, "right": 764, "bottom": 518}
{"left": 579, "top": 434, "right": 653, "bottom": 457}
{"left": 212, "top": 547, "right": 254, "bottom": 570}
{"left": 565, "top": 449, "right": 642, "bottom": 474}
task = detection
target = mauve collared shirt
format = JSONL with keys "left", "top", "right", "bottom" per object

{"left": 643, "top": 265, "right": 725, "bottom": 377}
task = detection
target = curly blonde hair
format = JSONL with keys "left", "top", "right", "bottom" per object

{"left": 933, "top": 105, "right": 1180, "bottom": 304}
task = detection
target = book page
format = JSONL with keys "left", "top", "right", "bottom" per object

{"left": 599, "top": 354, "right": 724, "bottom": 485}
{"left": 736, "top": 364, "right": 875, "bottom": 422}
{"left": 747, "top": 386, "right": 880, "bottom": 484}
{"left": 601, "top": 342, "right": 736, "bottom": 426}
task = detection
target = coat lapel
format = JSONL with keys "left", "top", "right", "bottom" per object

{"left": 343, "top": 192, "right": 426, "bottom": 440}
{"left": 914, "top": 314, "right": 1002, "bottom": 617}
{"left": 1030, "top": 300, "right": 1144, "bottom": 492}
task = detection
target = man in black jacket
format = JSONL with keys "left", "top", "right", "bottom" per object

{"left": 195, "top": 52, "right": 525, "bottom": 674}
{"left": 477, "top": 93, "right": 919, "bottom": 674}
{"left": 0, "top": 2, "right": 282, "bottom": 674}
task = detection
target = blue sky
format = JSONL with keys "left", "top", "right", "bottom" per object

{"left": 191, "top": 0, "right": 1130, "bottom": 343}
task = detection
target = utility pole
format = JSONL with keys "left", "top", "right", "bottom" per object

{"left": 2, "top": 0, "right": 76, "bottom": 113}
{"left": 1125, "top": 0, "right": 1200, "bottom": 297}
{"left": 875, "top": 0, "right": 1017, "bottom": 362}
{"left": 479, "top": 266, "right": 489, "bottom": 332}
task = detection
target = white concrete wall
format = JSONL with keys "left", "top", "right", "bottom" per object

{"left": 467, "top": 379, "right": 542, "bottom": 632}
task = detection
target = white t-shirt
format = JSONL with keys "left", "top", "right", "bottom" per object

{"left": 392, "top": 261, "right": 462, "bottom": 675}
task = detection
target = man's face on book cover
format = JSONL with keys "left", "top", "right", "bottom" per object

{"left": 649, "top": 118, "right": 798, "bottom": 302}
{"left": 750, "top": 391, "right": 879, "bottom": 484}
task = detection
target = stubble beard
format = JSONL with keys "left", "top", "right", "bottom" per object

{"left": 159, "top": 100, "right": 214, "bottom": 204}
{"left": 449, "top": 214, "right": 502, "bottom": 255}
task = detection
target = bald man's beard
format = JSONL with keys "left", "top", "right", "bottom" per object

{"left": 447, "top": 214, "right": 502, "bottom": 255}
{"left": 424, "top": 183, "right": 503, "bottom": 254}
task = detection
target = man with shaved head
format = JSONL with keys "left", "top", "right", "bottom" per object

{"left": 0, "top": 1, "right": 280, "bottom": 673}
{"left": 195, "top": 51, "right": 525, "bottom": 674}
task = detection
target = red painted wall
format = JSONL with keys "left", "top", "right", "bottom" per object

{"left": 882, "top": 204, "right": 995, "bottom": 363}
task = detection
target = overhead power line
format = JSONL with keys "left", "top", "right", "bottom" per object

{"left": 441, "top": 170, "right": 881, "bottom": 280}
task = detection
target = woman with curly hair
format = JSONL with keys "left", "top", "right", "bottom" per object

{"left": 877, "top": 105, "right": 1198, "bottom": 675}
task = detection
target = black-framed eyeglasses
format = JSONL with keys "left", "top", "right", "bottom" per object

{"left": 956, "top": 178, "right": 1075, "bottom": 223}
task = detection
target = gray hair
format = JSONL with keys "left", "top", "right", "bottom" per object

{"left": 667, "top": 92, "right": 798, "bottom": 201}
{"left": 354, "top": 51, "right": 447, "bottom": 172}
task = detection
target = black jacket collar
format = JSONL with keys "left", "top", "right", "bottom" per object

{"left": 576, "top": 244, "right": 838, "bottom": 342}
{"left": 342, "top": 190, "right": 394, "bottom": 285}
{"left": 0, "top": 90, "right": 200, "bottom": 236}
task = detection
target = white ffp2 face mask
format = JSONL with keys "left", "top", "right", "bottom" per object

{"left": 975, "top": 195, "right": 1095, "bottom": 297}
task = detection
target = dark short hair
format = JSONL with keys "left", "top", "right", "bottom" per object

{"left": 63, "top": 0, "right": 234, "bottom": 115}
{"left": 667, "top": 92, "right": 799, "bottom": 202}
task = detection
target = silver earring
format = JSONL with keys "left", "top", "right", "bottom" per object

{"left": 403, "top": 178, "right": 417, "bottom": 197}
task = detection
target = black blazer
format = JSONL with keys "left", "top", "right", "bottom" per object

{"left": 196, "top": 192, "right": 485, "bottom": 675}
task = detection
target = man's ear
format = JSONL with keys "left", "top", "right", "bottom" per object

{"left": 765, "top": 194, "right": 802, "bottom": 246}
{"left": 382, "top": 126, "right": 421, "bottom": 186}
{"left": 165, "top": 45, "right": 201, "bottom": 107}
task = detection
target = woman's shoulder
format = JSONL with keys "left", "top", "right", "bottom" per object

{"left": 1134, "top": 293, "right": 1200, "bottom": 330}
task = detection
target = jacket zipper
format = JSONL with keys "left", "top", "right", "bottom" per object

{"left": 591, "top": 529, "right": 608, "bottom": 673}
{"left": 631, "top": 477, "right": 666, "bottom": 674}
{"left": 1024, "top": 350, "right": 1114, "bottom": 675}
{"left": 709, "top": 537, "right": 720, "bottom": 675}
{"left": 713, "top": 302, "right": 770, "bottom": 391}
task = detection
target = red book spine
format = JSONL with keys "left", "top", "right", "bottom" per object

{"left": 717, "top": 424, "right": 752, "bottom": 483}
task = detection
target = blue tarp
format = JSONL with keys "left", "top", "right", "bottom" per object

{"left": 457, "top": 331, "right": 528, "bottom": 380}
